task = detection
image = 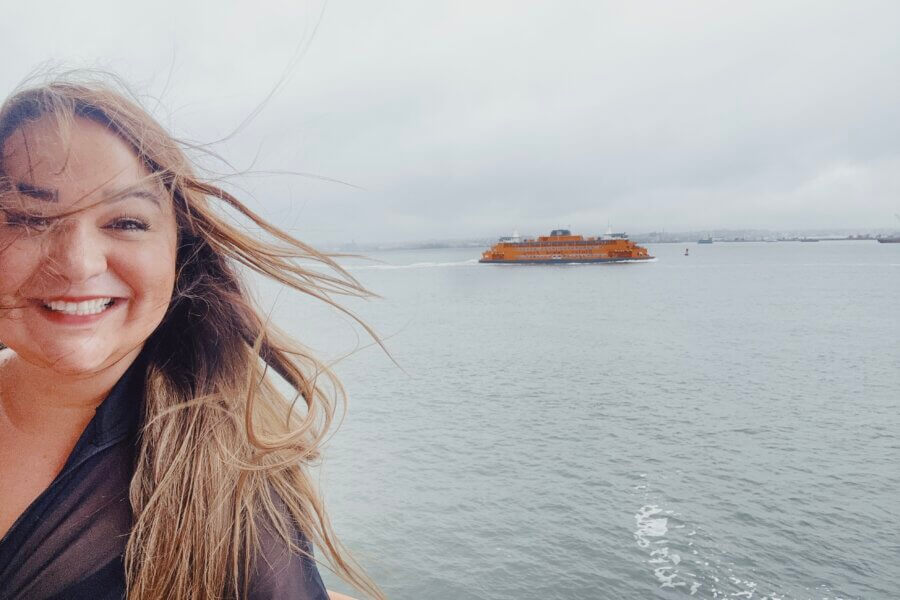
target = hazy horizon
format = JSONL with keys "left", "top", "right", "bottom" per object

{"left": 328, "top": 224, "right": 899, "bottom": 248}
{"left": 4, "top": 1, "right": 900, "bottom": 244}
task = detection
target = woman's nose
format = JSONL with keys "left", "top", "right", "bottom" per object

{"left": 45, "top": 219, "right": 108, "bottom": 284}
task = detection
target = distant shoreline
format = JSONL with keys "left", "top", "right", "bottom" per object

{"left": 329, "top": 231, "right": 898, "bottom": 252}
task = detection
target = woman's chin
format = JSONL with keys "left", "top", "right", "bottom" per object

{"left": 40, "top": 353, "right": 115, "bottom": 376}
{"left": 23, "top": 343, "right": 135, "bottom": 377}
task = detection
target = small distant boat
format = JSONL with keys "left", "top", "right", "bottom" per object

{"left": 800, "top": 237, "right": 820, "bottom": 242}
{"left": 480, "top": 229, "right": 653, "bottom": 263}
{"left": 697, "top": 237, "right": 713, "bottom": 244}
{"left": 878, "top": 214, "right": 900, "bottom": 242}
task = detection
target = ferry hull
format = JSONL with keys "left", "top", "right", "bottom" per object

{"left": 479, "top": 256, "right": 654, "bottom": 264}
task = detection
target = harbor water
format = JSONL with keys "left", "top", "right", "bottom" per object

{"left": 260, "top": 241, "right": 899, "bottom": 599}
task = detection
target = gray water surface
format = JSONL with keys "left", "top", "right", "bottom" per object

{"left": 265, "top": 241, "right": 899, "bottom": 599}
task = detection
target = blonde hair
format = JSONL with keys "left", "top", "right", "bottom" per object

{"left": 0, "top": 74, "right": 384, "bottom": 599}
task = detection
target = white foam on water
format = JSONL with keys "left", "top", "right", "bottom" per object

{"left": 635, "top": 503, "right": 693, "bottom": 590}
{"left": 623, "top": 257, "right": 658, "bottom": 263}
{"left": 634, "top": 505, "right": 668, "bottom": 549}
{"left": 634, "top": 501, "right": 786, "bottom": 599}
{"left": 344, "top": 259, "right": 479, "bottom": 271}
{"left": 295, "top": 258, "right": 481, "bottom": 271}
{"left": 654, "top": 566, "right": 684, "bottom": 588}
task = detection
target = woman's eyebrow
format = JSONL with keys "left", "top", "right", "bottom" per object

{"left": 101, "top": 184, "right": 162, "bottom": 207}
{"left": 15, "top": 182, "right": 58, "bottom": 202}
{"left": 10, "top": 181, "right": 162, "bottom": 208}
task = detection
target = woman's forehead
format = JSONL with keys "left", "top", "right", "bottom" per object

{"left": 2, "top": 115, "right": 162, "bottom": 206}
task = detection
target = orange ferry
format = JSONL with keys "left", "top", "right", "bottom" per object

{"left": 480, "top": 229, "right": 653, "bottom": 264}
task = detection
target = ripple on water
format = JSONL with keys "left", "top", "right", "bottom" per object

{"left": 632, "top": 497, "right": 828, "bottom": 599}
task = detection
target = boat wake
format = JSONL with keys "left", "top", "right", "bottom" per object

{"left": 343, "top": 259, "right": 479, "bottom": 271}
{"left": 634, "top": 504, "right": 691, "bottom": 593}
{"left": 633, "top": 501, "right": 783, "bottom": 598}
{"left": 614, "top": 257, "right": 658, "bottom": 264}
{"left": 629, "top": 471, "right": 858, "bottom": 600}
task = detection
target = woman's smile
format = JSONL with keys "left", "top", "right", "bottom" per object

{"left": 31, "top": 296, "right": 126, "bottom": 324}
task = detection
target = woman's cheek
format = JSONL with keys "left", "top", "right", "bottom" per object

{"left": 0, "top": 240, "right": 41, "bottom": 299}
{"left": 113, "top": 243, "right": 177, "bottom": 316}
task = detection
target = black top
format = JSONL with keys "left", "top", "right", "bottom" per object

{"left": 0, "top": 359, "right": 329, "bottom": 600}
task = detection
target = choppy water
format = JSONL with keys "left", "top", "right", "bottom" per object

{"left": 260, "top": 241, "right": 899, "bottom": 599}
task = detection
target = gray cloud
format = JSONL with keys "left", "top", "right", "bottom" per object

{"left": 3, "top": 0, "right": 900, "bottom": 243}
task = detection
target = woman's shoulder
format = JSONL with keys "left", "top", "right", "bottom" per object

{"left": 245, "top": 492, "right": 329, "bottom": 600}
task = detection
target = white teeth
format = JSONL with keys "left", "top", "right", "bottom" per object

{"left": 43, "top": 298, "right": 114, "bottom": 315}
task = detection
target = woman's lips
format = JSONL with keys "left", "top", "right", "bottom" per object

{"left": 34, "top": 297, "right": 125, "bottom": 325}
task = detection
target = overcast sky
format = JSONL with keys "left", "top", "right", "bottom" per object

{"left": 4, "top": 1, "right": 900, "bottom": 243}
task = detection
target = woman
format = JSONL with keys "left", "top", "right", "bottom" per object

{"left": 0, "top": 75, "right": 380, "bottom": 599}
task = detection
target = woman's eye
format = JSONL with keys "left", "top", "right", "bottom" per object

{"left": 108, "top": 217, "right": 151, "bottom": 231}
{"left": 2, "top": 211, "right": 54, "bottom": 231}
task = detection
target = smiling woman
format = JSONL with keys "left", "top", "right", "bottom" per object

{"left": 0, "top": 76, "right": 379, "bottom": 599}
{"left": 0, "top": 116, "right": 178, "bottom": 377}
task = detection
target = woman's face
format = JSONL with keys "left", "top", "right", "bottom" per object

{"left": 0, "top": 115, "right": 178, "bottom": 375}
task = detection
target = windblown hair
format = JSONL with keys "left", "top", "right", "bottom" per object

{"left": 0, "top": 74, "right": 384, "bottom": 599}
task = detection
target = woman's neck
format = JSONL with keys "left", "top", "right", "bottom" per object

{"left": 0, "top": 347, "right": 140, "bottom": 435}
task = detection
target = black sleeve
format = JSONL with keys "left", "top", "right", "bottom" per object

{"left": 245, "top": 508, "right": 330, "bottom": 600}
